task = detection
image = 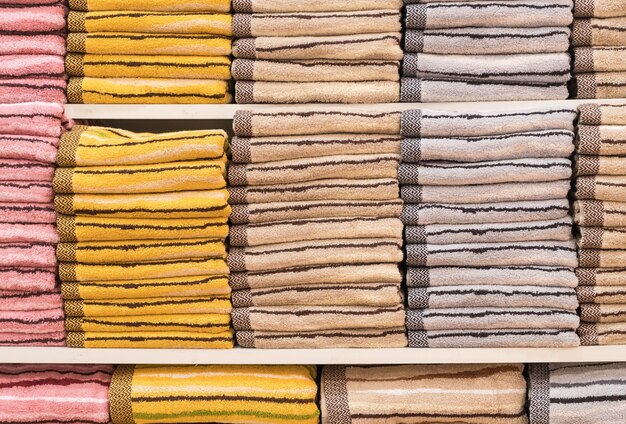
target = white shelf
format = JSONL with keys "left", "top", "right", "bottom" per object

{"left": 65, "top": 99, "right": 626, "bottom": 120}
{"left": 1, "top": 346, "right": 625, "bottom": 364}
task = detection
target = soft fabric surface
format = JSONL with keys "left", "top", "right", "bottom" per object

{"left": 574, "top": 0, "right": 626, "bottom": 17}
{"left": 0, "top": 202, "right": 58, "bottom": 224}
{"left": 409, "top": 328, "right": 579, "bottom": 347}
{"left": 0, "top": 307, "right": 63, "bottom": 333}
{"left": 575, "top": 200, "right": 626, "bottom": 227}
{"left": 579, "top": 248, "right": 626, "bottom": 267}
{"left": 67, "top": 330, "right": 234, "bottom": 348}
{"left": 0, "top": 34, "right": 65, "bottom": 55}
{"left": 580, "top": 303, "right": 626, "bottom": 322}
{"left": 0, "top": 159, "right": 54, "bottom": 182}
{"left": 0, "top": 134, "right": 59, "bottom": 164}
{"left": 574, "top": 47, "right": 626, "bottom": 72}
{"left": 236, "top": 328, "right": 407, "bottom": 348}
{"left": 0, "top": 4, "right": 66, "bottom": 32}
{"left": 0, "top": 78, "right": 66, "bottom": 104}
{"left": 0, "top": 243, "right": 56, "bottom": 267}
{"left": 579, "top": 322, "right": 626, "bottom": 345}
{"left": 576, "top": 125, "right": 626, "bottom": 155}
{"left": 0, "top": 267, "right": 57, "bottom": 292}
{"left": 573, "top": 17, "right": 626, "bottom": 46}
{"left": 0, "top": 181, "right": 54, "bottom": 203}
{"left": 579, "top": 102, "right": 626, "bottom": 125}
{"left": 0, "top": 55, "right": 64, "bottom": 78}
{"left": 0, "top": 331, "right": 65, "bottom": 346}
{"left": 579, "top": 227, "right": 626, "bottom": 249}
{"left": 233, "top": 0, "right": 402, "bottom": 12}
{"left": 577, "top": 155, "right": 626, "bottom": 175}
{"left": 574, "top": 72, "right": 626, "bottom": 99}
{"left": 69, "top": 0, "right": 231, "bottom": 11}
{"left": 0, "top": 222, "right": 58, "bottom": 243}
{"left": 577, "top": 266, "right": 626, "bottom": 286}
{"left": 66, "top": 314, "right": 230, "bottom": 333}
{"left": 578, "top": 285, "right": 626, "bottom": 304}
{"left": 64, "top": 296, "right": 231, "bottom": 317}
{"left": 0, "top": 102, "right": 67, "bottom": 138}
{"left": 576, "top": 175, "right": 626, "bottom": 201}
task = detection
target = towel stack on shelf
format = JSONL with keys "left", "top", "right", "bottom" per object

{"left": 53, "top": 125, "right": 234, "bottom": 348}
{"left": 401, "top": 0, "right": 573, "bottom": 102}
{"left": 228, "top": 109, "right": 407, "bottom": 348}
{"left": 0, "top": 0, "right": 67, "bottom": 103}
{"left": 401, "top": 108, "right": 580, "bottom": 347}
{"left": 572, "top": 0, "right": 626, "bottom": 98}
{"left": 0, "top": 103, "right": 69, "bottom": 346}
{"left": 575, "top": 103, "right": 626, "bottom": 345}
{"left": 65, "top": 0, "right": 232, "bottom": 104}
{"left": 231, "top": 0, "right": 403, "bottom": 103}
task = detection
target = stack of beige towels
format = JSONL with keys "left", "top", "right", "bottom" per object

{"left": 228, "top": 108, "right": 407, "bottom": 348}
{"left": 576, "top": 103, "right": 626, "bottom": 345}
{"left": 231, "top": 0, "right": 403, "bottom": 103}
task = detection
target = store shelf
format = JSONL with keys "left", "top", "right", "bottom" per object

{"left": 65, "top": 98, "right": 626, "bottom": 120}
{"left": 1, "top": 346, "right": 625, "bottom": 365}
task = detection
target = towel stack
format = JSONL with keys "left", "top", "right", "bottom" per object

{"left": 572, "top": 0, "right": 626, "bottom": 98}
{"left": 401, "top": 0, "right": 572, "bottom": 102}
{"left": 401, "top": 107, "right": 580, "bottom": 347}
{"left": 53, "top": 125, "right": 234, "bottom": 348}
{"left": 0, "top": 0, "right": 67, "bottom": 103}
{"left": 231, "top": 0, "right": 403, "bottom": 103}
{"left": 0, "top": 103, "right": 69, "bottom": 346}
{"left": 65, "top": 0, "right": 232, "bottom": 103}
{"left": 228, "top": 109, "right": 407, "bottom": 348}
{"left": 575, "top": 103, "right": 626, "bottom": 345}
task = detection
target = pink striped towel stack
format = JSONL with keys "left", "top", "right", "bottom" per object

{"left": 0, "top": 102, "right": 71, "bottom": 346}
{"left": 0, "top": 0, "right": 67, "bottom": 103}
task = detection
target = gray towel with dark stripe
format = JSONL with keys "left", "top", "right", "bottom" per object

{"left": 409, "top": 328, "right": 579, "bottom": 347}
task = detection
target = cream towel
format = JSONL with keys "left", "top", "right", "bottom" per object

{"left": 232, "top": 0, "right": 403, "bottom": 13}
{"left": 577, "top": 125, "right": 626, "bottom": 155}
{"left": 575, "top": 200, "right": 626, "bottom": 227}
{"left": 579, "top": 227, "right": 626, "bottom": 249}
{"left": 579, "top": 103, "right": 626, "bottom": 125}
{"left": 410, "top": 328, "right": 579, "bottom": 347}
{"left": 577, "top": 267, "right": 626, "bottom": 286}
{"left": 574, "top": 72, "right": 626, "bottom": 99}
{"left": 576, "top": 175, "right": 626, "bottom": 201}
{"left": 580, "top": 248, "right": 626, "bottom": 267}
{"left": 573, "top": 17, "right": 626, "bottom": 46}
{"left": 236, "top": 328, "right": 407, "bottom": 348}
{"left": 580, "top": 303, "right": 626, "bottom": 322}
{"left": 576, "top": 155, "right": 626, "bottom": 175}
{"left": 574, "top": 0, "right": 626, "bottom": 17}
{"left": 574, "top": 47, "right": 626, "bottom": 73}
{"left": 578, "top": 322, "right": 626, "bottom": 345}
{"left": 578, "top": 285, "right": 626, "bottom": 304}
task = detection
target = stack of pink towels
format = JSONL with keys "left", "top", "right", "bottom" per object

{"left": 0, "top": 102, "right": 70, "bottom": 346}
{"left": 0, "top": 0, "right": 67, "bottom": 103}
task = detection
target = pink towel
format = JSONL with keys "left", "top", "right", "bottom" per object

{"left": 0, "top": 34, "right": 66, "bottom": 56}
{"left": 0, "top": 203, "right": 56, "bottom": 223}
{"left": 0, "top": 291, "right": 62, "bottom": 311}
{"left": 0, "top": 223, "right": 58, "bottom": 243}
{"left": 0, "top": 267, "right": 56, "bottom": 292}
{"left": 0, "top": 159, "right": 54, "bottom": 181}
{"left": 0, "top": 78, "right": 66, "bottom": 104}
{"left": 0, "top": 55, "right": 65, "bottom": 78}
{"left": 0, "top": 134, "right": 59, "bottom": 163}
{"left": 0, "top": 242, "right": 56, "bottom": 267}
{"left": 0, "top": 181, "right": 54, "bottom": 203}
{"left": 0, "top": 103, "right": 66, "bottom": 137}
{"left": 0, "top": 5, "right": 66, "bottom": 33}
{"left": 0, "top": 308, "right": 64, "bottom": 334}
{"left": 0, "top": 331, "right": 64, "bottom": 346}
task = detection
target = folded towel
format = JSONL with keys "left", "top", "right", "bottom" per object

{"left": 233, "top": 0, "right": 402, "bottom": 12}
{"left": 64, "top": 296, "right": 231, "bottom": 317}
{"left": 577, "top": 125, "right": 626, "bottom": 156}
{"left": 0, "top": 267, "right": 56, "bottom": 292}
{"left": 232, "top": 33, "right": 403, "bottom": 60}
{"left": 407, "top": 266, "right": 577, "bottom": 288}
{"left": 69, "top": 0, "right": 232, "bottom": 12}
{"left": 405, "top": 1, "right": 573, "bottom": 29}
{"left": 0, "top": 102, "right": 67, "bottom": 138}
{"left": 0, "top": 308, "right": 64, "bottom": 334}
{"left": 0, "top": 55, "right": 64, "bottom": 79}
{"left": 0, "top": 159, "right": 54, "bottom": 182}
{"left": 574, "top": 47, "right": 626, "bottom": 73}
{"left": 577, "top": 285, "right": 626, "bottom": 304}
{"left": 579, "top": 103, "right": 626, "bottom": 125}
{"left": 574, "top": 0, "right": 626, "bottom": 17}
{"left": 66, "top": 54, "right": 232, "bottom": 80}
{"left": 232, "top": 59, "right": 400, "bottom": 82}
{"left": 401, "top": 78, "right": 568, "bottom": 102}
{"left": 321, "top": 364, "right": 526, "bottom": 424}
{"left": 0, "top": 331, "right": 65, "bottom": 346}
{"left": 231, "top": 199, "right": 403, "bottom": 224}
{"left": 67, "top": 33, "right": 231, "bottom": 56}
{"left": 580, "top": 303, "right": 626, "bottom": 322}
{"left": 67, "top": 330, "right": 233, "bottom": 348}
{"left": 577, "top": 267, "right": 626, "bottom": 286}
{"left": 579, "top": 227, "right": 626, "bottom": 249}
{"left": 0, "top": 291, "right": 62, "bottom": 311}
{"left": 236, "top": 328, "right": 407, "bottom": 348}
{"left": 228, "top": 238, "right": 403, "bottom": 272}
{"left": 576, "top": 175, "right": 626, "bottom": 201}
{"left": 573, "top": 72, "right": 626, "bottom": 99}
{"left": 575, "top": 200, "right": 626, "bottom": 227}
{"left": 0, "top": 181, "right": 53, "bottom": 203}
{"left": 0, "top": 133, "right": 59, "bottom": 164}
{"left": 57, "top": 215, "right": 228, "bottom": 242}
{"left": 405, "top": 27, "right": 571, "bottom": 54}
{"left": 235, "top": 81, "right": 400, "bottom": 104}
{"left": 405, "top": 218, "right": 572, "bottom": 245}
{"left": 409, "top": 328, "right": 579, "bottom": 347}
{"left": 232, "top": 305, "right": 405, "bottom": 331}
{"left": 65, "top": 314, "right": 230, "bottom": 333}
{"left": 229, "top": 154, "right": 399, "bottom": 186}
{"left": 0, "top": 203, "right": 55, "bottom": 224}
{"left": 573, "top": 17, "right": 626, "bottom": 46}
{"left": 230, "top": 263, "right": 402, "bottom": 290}
{"left": 0, "top": 77, "right": 66, "bottom": 104}
{"left": 68, "top": 11, "right": 232, "bottom": 36}
{"left": 407, "top": 307, "right": 579, "bottom": 331}
{"left": 0, "top": 242, "right": 56, "bottom": 267}
{"left": 54, "top": 190, "right": 231, "bottom": 219}
{"left": 576, "top": 155, "right": 626, "bottom": 175}
{"left": 0, "top": 5, "right": 66, "bottom": 32}
{"left": 0, "top": 34, "right": 65, "bottom": 55}
{"left": 401, "top": 199, "right": 570, "bottom": 225}
{"left": 578, "top": 322, "right": 626, "bottom": 345}
{"left": 108, "top": 365, "right": 318, "bottom": 423}
{"left": 0, "top": 223, "right": 58, "bottom": 243}
{"left": 401, "top": 181, "right": 571, "bottom": 204}
{"left": 403, "top": 53, "right": 571, "bottom": 83}
{"left": 580, "top": 248, "right": 626, "bottom": 267}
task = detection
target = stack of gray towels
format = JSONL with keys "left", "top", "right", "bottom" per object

{"left": 401, "top": 107, "right": 581, "bottom": 347}
{"left": 401, "top": 0, "right": 573, "bottom": 102}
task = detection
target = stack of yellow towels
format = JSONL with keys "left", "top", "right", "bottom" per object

{"left": 53, "top": 125, "right": 234, "bottom": 348}
{"left": 65, "top": 0, "right": 233, "bottom": 103}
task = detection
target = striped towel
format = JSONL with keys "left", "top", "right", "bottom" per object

{"left": 409, "top": 328, "right": 580, "bottom": 347}
{"left": 579, "top": 102, "right": 626, "bottom": 125}
{"left": 579, "top": 227, "right": 626, "bottom": 249}
{"left": 579, "top": 322, "right": 626, "bottom": 345}
{"left": 232, "top": 0, "right": 403, "bottom": 12}
{"left": 0, "top": 203, "right": 56, "bottom": 224}
{"left": 0, "top": 78, "right": 66, "bottom": 106}
{"left": 0, "top": 102, "right": 69, "bottom": 138}
{"left": 574, "top": 0, "right": 626, "bottom": 17}
{"left": 0, "top": 267, "right": 57, "bottom": 292}
{"left": 63, "top": 296, "right": 231, "bottom": 317}
{"left": 573, "top": 72, "right": 626, "bottom": 99}
{"left": 67, "top": 330, "right": 234, "bottom": 348}
{"left": 0, "top": 4, "right": 66, "bottom": 32}
{"left": 0, "top": 133, "right": 59, "bottom": 164}
{"left": 0, "top": 55, "right": 64, "bottom": 79}
{"left": 579, "top": 248, "right": 626, "bottom": 268}
{"left": 65, "top": 314, "right": 231, "bottom": 333}
{"left": 0, "top": 159, "right": 54, "bottom": 181}
{"left": 108, "top": 365, "right": 319, "bottom": 424}
{"left": 577, "top": 267, "right": 626, "bottom": 286}
{"left": 0, "top": 308, "right": 64, "bottom": 335}
{"left": 575, "top": 200, "right": 626, "bottom": 227}
{"left": 576, "top": 175, "right": 626, "bottom": 201}
{"left": 236, "top": 328, "right": 407, "bottom": 348}
{"left": 577, "top": 155, "right": 626, "bottom": 175}
{"left": 577, "top": 124, "right": 626, "bottom": 155}
{"left": 0, "top": 34, "right": 65, "bottom": 55}
{"left": 0, "top": 182, "right": 54, "bottom": 203}
{"left": 574, "top": 18, "right": 626, "bottom": 47}
{"left": 577, "top": 285, "right": 626, "bottom": 304}
{"left": 580, "top": 303, "right": 626, "bottom": 322}
{"left": 0, "top": 222, "right": 58, "bottom": 243}
{"left": 69, "top": 0, "right": 232, "bottom": 12}
{"left": 574, "top": 47, "right": 626, "bottom": 73}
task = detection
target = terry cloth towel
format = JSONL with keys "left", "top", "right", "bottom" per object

{"left": 0, "top": 267, "right": 57, "bottom": 292}
{"left": 573, "top": 18, "right": 626, "bottom": 46}
{"left": 406, "top": 308, "right": 579, "bottom": 331}
{"left": 579, "top": 102, "right": 626, "bottom": 125}
{"left": 405, "top": 27, "right": 571, "bottom": 54}
{"left": 405, "top": 218, "right": 573, "bottom": 245}
{"left": 574, "top": 72, "right": 626, "bottom": 99}
{"left": 0, "top": 243, "right": 56, "bottom": 267}
{"left": 236, "top": 328, "right": 407, "bottom": 348}
{"left": 575, "top": 175, "right": 626, "bottom": 201}
{"left": 231, "top": 305, "right": 405, "bottom": 331}
{"left": 578, "top": 125, "right": 626, "bottom": 155}
{"left": 232, "top": 59, "right": 400, "bottom": 82}
{"left": 579, "top": 248, "right": 626, "bottom": 267}
{"left": 56, "top": 216, "right": 229, "bottom": 242}
{"left": 228, "top": 154, "right": 399, "bottom": 186}
{"left": 0, "top": 290, "right": 61, "bottom": 310}
{"left": 0, "top": 5, "right": 66, "bottom": 32}
{"left": 54, "top": 190, "right": 231, "bottom": 219}
{"left": 577, "top": 155, "right": 626, "bottom": 175}
{"left": 0, "top": 203, "right": 56, "bottom": 223}
{"left": 579, "top": 227, "right": 626, "bottom": 249}
{"left": 0, "top": 34, "right": 65, "bottom": 55}
{"left": 0, "top": 102, "right": 68, "bottom": 138}
{"left": 0, "top": 222, "right": 58, "bottom": 243}
{"left": 67, "top": 330, "right": 233, "bottom": 348}
{"left": 233, "top": 0, "right": 403, "bottom": 12}
{"left": 321, "top": 364, "right": 527, "bottom": 424}
{"left": 405, "top": 1, "right": 573, "bottom": 29}
{"left": 229, "top": 263, "right": 403, "bottom": 290}
{"left": 0, "top": 78, "right": 66, "bottom": 104}
{"left": 64, "top": 296, "right": 231, "bottom": 317}
{"left": 0, "top": 133, "right": 59, "bottom": 163}
{"left": 57, "top": 126, "right": 226, "bottom": 167}
{"left": 62, "top": 275, "right": 230, "bottom": 300}
{"left": 231, "top": 199, "right": 403, "bottom": 224}
{"left": 403, "top": 53, "right": 571, "bottom": 83}
{"left": 0, "top": 181, "right": 54, "bottom": 203}
{"left": 574, "top": 47, "right": 626, "bottom": 72}
{"left": 529, "top": 363, "right": 626, "bottom": 424}
{"left": 230, "top": 217, "right": 403, "bottom": 246}
{"left": 0, "top": 55, "right": 64, "bottom": 79}
{"left": 577, "top": 267, "right": 626, "bottom": 286}
{"left": 580, "top": 303, "right": 626, "bottom": 322}
{"left": 0, "top": 364, "right": 113, "bottom": 423}
{"left": 0, "top": 159, "right": 54, "bottom": 181}
{"left": 67, "top": 78, "right": 231, "bottom": 104}
{"left": 66, "top": 54, "right": 232, "bottom": 80}
{"left": 65, "top": 314, "right": 231, "bottom": 333}
{"left": 232, "top": 33, "right": 403, "bottom": 60}
{"left": 575, "top": 200, "right": 626, "bottom": 227}
{"left": 409, "top": 328, "right": 580, "bottom": 347}
{"left": 407, "top": 266, "right": 578, "bottom": 288}
{"left": 579, "top": 322, "right": 626, "bottom": 345}
{"left": 401, "top": 181, "right": 571, "bottom": 204}
{"left": 108, "top": 365, "right": 319, "bottom": 424}
{"left": 68, "top": 11, "right": 232, "bottom": 36}
{"left": 0, "top": 308, "right": 64, "bottom": 334}
{"left": 401, "top": 199, "right": 570, "bottom": 225}
{"left": 228, "top": 238, "right": 403, "bottom": 272}
{"left": 578, "top": 286, "right": 626, "bottom": 304}
{"left": 574, "top": 0, "right": 626, "bottom": 17}
{"left": 69, "top": 0, "right": 232, "bottom": 12}
{"left": 0, "top": 331, "right": 65, "bottom": 346}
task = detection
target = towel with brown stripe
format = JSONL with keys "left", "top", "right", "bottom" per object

{"left": 575, "top": 175, "right": 626, "bottom": 201}
{"left": 236, "top": 327, "right": 407, "bottom": 348}
{"left": 575, "top": 200, "right": 626, "bottom": 227}
{"left": 579, "top": 248, "right": 626, "bottom": 267}
{"left": 574, "top": 0, "right": 626, "bottom": 17}
{"left": 573, "top": 72, "right": 626, "bottom": 99}
{"left": 578, "top": 285, "right": 626, "bottom": 304}
{"left": 578, "top": 322, "right": 626, "bottom": 345}
{"left": 577, "top": 267, "right": 626, "bottom": 286}
{"left": 232, "top": 0, "right": 403, "bottom": 13}
{"left": 580, "top": 303, "right": 626, "bottom": 322}
{"left": 579, "top": 227, "right": 626, "bottom": 249}
{"left": 576, "top": 155, "right": 626, "bottom": 175}
{"left": 574, "top": 47, "right": 626, "bottom": 73}
{"left": 579, "top": 102, "right": 626, "bottom": 125}
{"left": 409, "top": 328, "right": 580, "bottom": 347}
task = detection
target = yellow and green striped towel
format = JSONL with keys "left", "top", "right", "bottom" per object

{"left": 68, "top": 0, "right": 232, "bottom": 12}
{"left": 65, "top": 313, "right": 231, "bottom": 333}
{"left": 63, "top": 296, "right": 232, "bottom": 317}
{"left": 67, "top": 330, "right": 234, "bottom": 348}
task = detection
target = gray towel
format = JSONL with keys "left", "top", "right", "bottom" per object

{"left": 409, "top": 328, "right": 579, "bottom": 347}
{"left": 235, "top": 328, "right": 408, "bottom": 348}
{"left": 576, "top": 267, "right": 626, "bottom": 286}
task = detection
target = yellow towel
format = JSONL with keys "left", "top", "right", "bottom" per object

{"left": 64, "top": 296, "right": 232, "bottom": 317}
{"left": 66, "top": 330, "right": 234, "bottom": 348}
{"left": 67, "top": 77, "right": 232, "bottom": 104}
{"left": 54, "top": 160, "right": 226, "bottom": 194}
{"left": 54, "top": 190, "right": 231, "bottom": 219}
{"left": 65, "top": 314, "right": 231, "bottom": 333}
{"left": 68, "top": 0, "right": 232, "bottom": 12}
{"left": 66, "top": 54, "right": 232, "bottom": 80}
{"left": 68, "top": 11, "right": 232, "bottom": 36}
{"left": 57, "top": 215, "right": 229, "bottom": 242}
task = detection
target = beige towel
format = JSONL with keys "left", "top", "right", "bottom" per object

{"left": 580, "top": 248, "right": 626, "bottom": 267}
{"left": 232, "top": 0, "right": 403, "bottom": 13}
{"left": 577, "top": 125, "right": 626, "bottom": 155}
{"left": 576, "top": 155, "right": 626, "bottom": 175}
{"left": 574, "top": 72, "right": 626, "bottom": 99}
{"left": 578, "top": 322, "right": 626, "bottom": 345}
{"left": 579, "top": 227, "right": 626, "bottom": 249}
{"left": 578, "top": 285, "right": 626, "bottom": 304}
{"left": 580, "top": 303, "right": 626, "bottom": 322}
{"left": 574, "top": 0, "right": 626, "bottom": 17}
{"left": 574, "top": 47, "right": 626, "bottom": 73}
{"left": 573, "top": 17, "right": 626, "bottom": 46}
{"left": 576, "top": 175, "right": 626, "bottom": 201}
{"left": 575, "top": 200, "right": 626, "bottom": 227}
{"left": 236, "top": 328, "right": 407, "bottom": 348}
{"left": 577, "top": 267, "right": 626, "bottom": 286}
{"left": 579, "top": 103, "right": 626, "bottom": 125}
{"left": 410, "top": 328, "right": 579, "bottom": 348}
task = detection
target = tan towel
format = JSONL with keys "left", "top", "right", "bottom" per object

{"left": 580, "top": 303, "right": 626, "bottom": 322}
{"left": 577, "top": 267, "right": 626, "bottom": 286}
{"left": 573, "top": 17, "right": 626, "bottom": 46}
{"left": 579, "top": 103, "right": 626, "bottom": 125}
{"left": 579, "top": 227, "right": 626, "bottom": 249}
{"left": 410, "top": 328, "right": 579, "bottom": 347}
{"left": 236, "top": 327, "right": 407, "bottom": 348}
{"left": 578, "top": 322, "right": 626, "bottom": 345}
{"left": 232, "top": 0, "right": 403, "bottom": 13}
{"left": 576, "top": 155, "right": 626, "bottom": 176}
{"left": 577, "top": 285, "right": 626, "bottom": 304}
{"left": 228, "top": 153, "right": 400, "bottom": 186}
{"left": 574, "top": 47, "right": 626, "bottom": 73}
{"left": 575, "top": 200, "right": 626, "bottom": 227}
{"left": 574, "top": 72, "right": 626, "bottom": 99}
{"left": 230, "top": 217, "right": 403, "bottom": 247}
{"left": 574, "top": 0, "right": 626, "bottom": 17}
{"left": 228, "top": 238, "right": 403, "bottom": 272}
{"left": 580, "top": 248, "right": 626, "bottom": 267}
{"left": 577, "top": 125, "right": 626, "bottom": 155}
{"left": 576, "top": 175, "right": 626, "bottom": 201}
